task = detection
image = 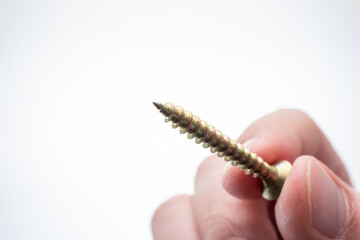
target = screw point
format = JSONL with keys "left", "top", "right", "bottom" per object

{"left": 153, "top": 102, "right": 162, "bottom": 110}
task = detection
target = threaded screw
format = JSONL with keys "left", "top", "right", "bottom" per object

{"left": 153, "top": 102, "right": 292, "bottom": 200}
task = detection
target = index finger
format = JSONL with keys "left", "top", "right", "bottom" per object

{"left": 222, "top": 109, "right": 351, "bottom": 200}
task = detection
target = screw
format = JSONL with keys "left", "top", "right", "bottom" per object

{"left": 153, "top": 102, "right": 292, "bottom": 200}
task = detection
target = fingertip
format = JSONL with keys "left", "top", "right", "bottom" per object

{"left": 222, "top": 165, "right": 262, "bottom": 200}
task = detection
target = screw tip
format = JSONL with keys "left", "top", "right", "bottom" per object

{"left": 153, "top": 102, "right": 162, "bottom": 110}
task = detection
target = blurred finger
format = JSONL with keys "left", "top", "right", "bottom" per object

{"left": 152, "top": 195, "right": 200, "bottom": 240}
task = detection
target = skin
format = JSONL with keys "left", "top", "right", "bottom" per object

{"left": 152, "top": 109, "right": 360, "bottom": 240}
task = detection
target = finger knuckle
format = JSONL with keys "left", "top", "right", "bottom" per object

{"left": 195, "top": 155, "right": 220, "bottom": 185}
{"left": 203, "top": 215, "right": 242, "bottom": 240}
{"left": 277, "top": 108, "right": 311, "bottom": 120}
{"left": 152, "top": 195, "right": 190, "bottom": 226}
{"left": 196, "top": 156, "right": 215, "bottom": 177}
{"left": 277, "top": 108, "right": 317, "bottom": 129}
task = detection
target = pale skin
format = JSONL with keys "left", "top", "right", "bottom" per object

{"left": 152, "top": 109, "right": 360, "bottom": 240}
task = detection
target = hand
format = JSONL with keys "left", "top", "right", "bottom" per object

{"left": 151, "top": 109, "right": 360, "bottom": 240}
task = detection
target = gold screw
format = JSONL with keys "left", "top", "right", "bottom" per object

{"left": 153, "top": 102, "right": 292, "bottom": 200}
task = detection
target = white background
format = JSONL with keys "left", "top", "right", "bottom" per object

{"left": 1, "top": 0, "right": 359, "bottom": 239}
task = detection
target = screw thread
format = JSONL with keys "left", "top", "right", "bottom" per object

{"left": 154, "top": 102, "right": 272, "bottom": 179}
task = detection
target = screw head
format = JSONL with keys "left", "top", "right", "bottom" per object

{"left": 261, "top": 160, "right": 292, "bottom": 200}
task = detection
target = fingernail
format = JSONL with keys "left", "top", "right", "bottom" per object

{"left": 309, "top": 159, "right": 346, "bottom": 238}
{"left": 224, "top": 162, "right": 232, "bottom": 170}
{"left": 224, "top": 137, "right": 260, "bottom": 171}
{"left": 242, "top": 137, "right": 260, "bottom": 149}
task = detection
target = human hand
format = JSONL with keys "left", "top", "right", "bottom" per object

{"left": 152, "top": 109, "right": 360, "bottom": 239}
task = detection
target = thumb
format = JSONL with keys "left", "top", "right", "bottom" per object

{"left": 275, "top": 156, "right": 360, "bottom": 239}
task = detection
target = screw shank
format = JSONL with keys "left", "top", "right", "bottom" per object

{"left": 154, "top": 102, "right": 292, "bottom": 200}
